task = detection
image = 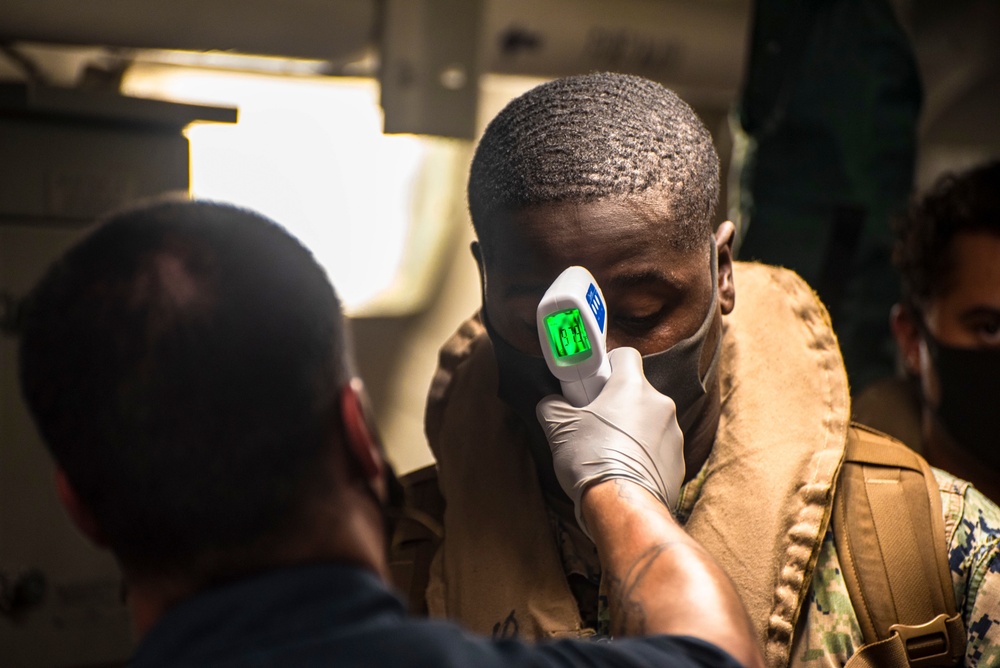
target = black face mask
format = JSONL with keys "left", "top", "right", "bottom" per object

{"left": 922, "top": 330, "right": 1000, "bottom": 469}
{"left": 484, "top": 245, "right": 722, "bottom": 492}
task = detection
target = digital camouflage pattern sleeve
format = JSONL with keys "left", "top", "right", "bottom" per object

{"left": 791, "top": 531, "right": 863, "bottom": 666}
{"left": 792, "top": 469, "right": 1000, "bottom": 667}
{"left": 939, "top": 469, "right": 1000, "bottom": 667}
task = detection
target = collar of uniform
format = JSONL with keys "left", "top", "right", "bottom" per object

{"left": 685, "top": 261, "right": 850, "bottom": 665}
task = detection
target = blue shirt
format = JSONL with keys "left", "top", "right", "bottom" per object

{"left": 130, "top": 563, "right": 743, "bottom": 667}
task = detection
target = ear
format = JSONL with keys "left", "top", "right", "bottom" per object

{"left": 471, "top": 240, "right": 487, "bottom": 307}
{"left": 54, "top": 468, "right": 109, "bottom": 548}
{"left": 339, "top": 380, "right": 387, "bottom": 500}
{"left": 714, "top": 221, "right": 737, "bottom": 315}
{"left": 890, "top": 304, "right": 923, "bottom": 375}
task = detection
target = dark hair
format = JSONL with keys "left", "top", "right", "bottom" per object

{"left": 893, "top": 161, "right": 1000, "bottom": 307}
{"left": 18, "top": 200, "right": 351, "bottom": 575}
{"left": 468, "top": 72, "right": 719, "bottom": 253}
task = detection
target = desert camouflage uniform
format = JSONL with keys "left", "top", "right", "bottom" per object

{"left": 575, "top": 465, "right": 1000, "bottom": 666}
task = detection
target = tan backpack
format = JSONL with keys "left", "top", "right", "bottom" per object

{"left": 831, "top": 426, "right": 966, "bottom": 667}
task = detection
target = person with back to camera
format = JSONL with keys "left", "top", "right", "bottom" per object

{"left": 856, "top": 161, "right": 1000, "bottom": 504}
{"left": 390, "top": 73, "right": 1000, "bottom": 667}
{"left": 17, "top": 199, "right": 764, "bottom": 667}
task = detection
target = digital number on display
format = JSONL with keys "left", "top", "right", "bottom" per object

{"left": 543, "top": 307, "right": 593, "bottom": 362}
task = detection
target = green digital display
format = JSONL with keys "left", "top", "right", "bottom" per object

{"left": 544, "top": 307, "right": 593, "bottom": 363}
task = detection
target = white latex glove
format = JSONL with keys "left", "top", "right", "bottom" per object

{"left": 536, "top": 347, "right": 685, "bottom": 537}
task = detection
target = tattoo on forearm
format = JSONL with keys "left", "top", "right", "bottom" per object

{"left": 606, "top": 542, "right": 682, "bottom": 636}
{"left": 613, "top": 478, "right": 638, "bottom": 503}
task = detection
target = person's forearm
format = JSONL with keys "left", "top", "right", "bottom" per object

{"left": 583, "top": 480, "right": 764, "bottom": 668}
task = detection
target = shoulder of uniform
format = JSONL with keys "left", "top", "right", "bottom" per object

{"left": 425, "top": 313, "right": 487, "bottom": 441}
{"left": 389, "top": 464, "right": 445, "bottom": 615}
{"left": 930, "top": 466, "right": 972, "bottom": 499}
{"left": 396, "top": 464, "right": 445, "bottom": 536}
{"left": 932, "top": 466, "right": 1000, "bottom": 532}
{"left": 436, "top": 314, "right": 487, "bottom": 377}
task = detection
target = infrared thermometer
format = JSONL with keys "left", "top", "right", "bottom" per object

{"left": 537, "top": 266, "right": 611, "bottom": 406}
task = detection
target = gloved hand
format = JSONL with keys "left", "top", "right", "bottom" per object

{"left": 536, "top": 347, "right": 685, "bottom": 537}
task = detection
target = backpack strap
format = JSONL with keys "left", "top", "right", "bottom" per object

{"left": 833, "top": 425, "right": 965, "bottom": 668}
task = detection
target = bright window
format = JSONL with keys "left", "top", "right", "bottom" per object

{"left": 122, "top": 64, "right": 467, "bottom": 316}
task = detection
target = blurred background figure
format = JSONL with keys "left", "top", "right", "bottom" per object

{"left": 731, "top": 0, "right": 922, "bottom": 394}
{"left": 854, "top": 161, "right": 1000, "bottom": 503}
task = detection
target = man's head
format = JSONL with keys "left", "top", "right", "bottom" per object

{"left": 18, "top": 200, "right": 389, "bottom": 588}
{"left": 467, "top": 73, "right": 736, "bottom": 484}
{"left": 469, "top": 72, "right": 720, "bottom": 260}
{"left": 890, "top": 161, "right": 1000, "bottom": 463}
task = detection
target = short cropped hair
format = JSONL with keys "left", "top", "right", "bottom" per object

{"left": 468, "top": 72, "right": 720, "bottom": 253}
{"left": 893, "top": 161, "right": 1000, "bottom": 307}
{"left": 18, "top": 200, "right": 351, "bottom": 575}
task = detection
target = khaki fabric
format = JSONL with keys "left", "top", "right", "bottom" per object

{"left": 424, "top": 319, "right": 587, "bottom": 639}
{"left": 832, "top": 427, "right": 964, "bottom": 667}
{"left": 422, "top": 262, "right": 851, "bottom": 664}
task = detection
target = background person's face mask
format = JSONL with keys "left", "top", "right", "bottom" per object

{"left": 484, "top": 244, "right": 721, "bottom": 486}
{"left": 922, "top": 327, "right": 1000, "bottom": 468}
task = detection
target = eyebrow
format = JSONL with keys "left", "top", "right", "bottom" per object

{"left": 501, "top": 269, "right": 676, "bottom": 299}
{"left": 606, "top": 270, "right": 675, "bottom": 290}
{"left": 959, "top": 305, "right": 1000, "bottom": 321}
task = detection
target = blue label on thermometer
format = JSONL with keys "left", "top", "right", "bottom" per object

{"left": 586, "top": 283, "right": 605, "bottom": 333}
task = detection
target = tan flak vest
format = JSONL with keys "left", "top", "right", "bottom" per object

{"left": 397, "top": 261, "right": 960, "bottom": 667}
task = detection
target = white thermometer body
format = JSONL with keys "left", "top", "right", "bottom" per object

{"left": 537, "top": 266, "right": 611, "bottom": 406}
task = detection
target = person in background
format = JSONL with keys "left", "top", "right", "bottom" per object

{"left": 732, "top": 0, "right": 921, "bottom": 392}
{"left": 857, "top": 161, "right": 1000, "bottom": 503}
{"left": 16, "top": 199, "right": 762, "bottom": 668}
